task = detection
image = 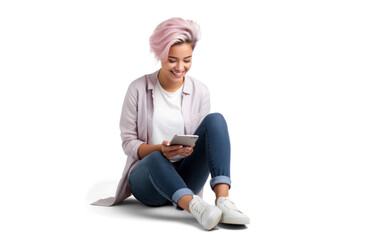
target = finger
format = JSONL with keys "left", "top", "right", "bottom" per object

{"left": 162, "top": 144, "right": 181, "bottom": 151}
{"left": 169, "top": 145, "right": 184, "bottom": 151}
{"left": 188, "top": 147, "right": 194, "bottom": 154}
{"left": 185, "top": 146, "right": 193, "bottom": 151}
{"left": 166, "top": 147, "right": 184, "bottom": 156}
{"left": 183, "top": 148, "right": 192, "bottom": 155}
{"left": 179, "top": 147, "right": 193, "bottom": 156}
{"left": 163, "top": 147, "right": 183, "bottom": 157}
{"left": 165, "top": 146, "right": 191, "bottom": 158}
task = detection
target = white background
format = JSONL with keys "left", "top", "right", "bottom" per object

{"left": 1, "top": 0, "right": 384, "bottom": 239}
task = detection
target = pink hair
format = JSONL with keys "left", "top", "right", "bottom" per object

{"left": 149, "top": 17, "right": 201, "bottom": 62}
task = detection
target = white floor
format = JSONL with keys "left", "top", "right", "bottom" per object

{"left": 88, "top": 198, "right": 250, "bottom": 233}
{"left": 84, "top": 181, "right": 254, "bottom": 239}
{"left": 1, "top": 1, "right": 384, "bottom": 239}
{"left": 2, "top": 175, "right": 383, "bottom": 240}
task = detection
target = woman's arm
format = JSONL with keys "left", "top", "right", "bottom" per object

{"left": 137, "top": 144, "right": 162, "bottom": 159}
{"left": 120, "top": 83, "right": 146, "bottom": 159}
{"left": 138, "top": 141, "right": 194, "bottom": 160}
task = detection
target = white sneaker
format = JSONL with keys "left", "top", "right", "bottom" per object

{"left": 189, "top": 195, "right": 222, "bottom": 230}
{"left": 216, "top": 197, "right": 250, "bottom": 225}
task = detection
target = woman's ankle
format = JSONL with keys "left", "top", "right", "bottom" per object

{"left": 177, "top": 195, "right": 193, "bottom": 213}
{"left": 214, "top": 183, "right": 229, "bottom": 204}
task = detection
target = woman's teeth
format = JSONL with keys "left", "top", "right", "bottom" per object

{"left": 171, "top": 71, "right": 183, "bottom": 77}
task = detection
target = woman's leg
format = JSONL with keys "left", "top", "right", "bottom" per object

{"left": 128, "top": 151, "right": 194, "bottom": 208}
{"left": 177, "top": 113, "right": 250, "bottom": 225}
{"left": 176, "top": 113, "right": 232, "bottom": 200}
{"left": 129, "top": 150, "right": 223, "bottom": 230}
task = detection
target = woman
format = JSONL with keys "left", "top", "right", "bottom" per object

{"left": 93, "top": 17, "right": 250, "bottom": 230}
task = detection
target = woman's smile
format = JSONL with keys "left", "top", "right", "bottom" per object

{"left": 170, "top": 70, "right": 185, "bottom": 78}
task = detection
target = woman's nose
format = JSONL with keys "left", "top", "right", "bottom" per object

{"left": 175, "top": 61, "right": 184, "bottom": 71}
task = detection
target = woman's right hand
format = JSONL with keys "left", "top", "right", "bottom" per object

{"left": 161, "top": 141, "right": 193, "bottom": 160}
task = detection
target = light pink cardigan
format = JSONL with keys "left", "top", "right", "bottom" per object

{"left": 92, "top": 70, "right": 210, "bottom": 206}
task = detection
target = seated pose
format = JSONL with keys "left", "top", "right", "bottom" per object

{"left": 93, "top": 17, "right": 250, "bottom": 230}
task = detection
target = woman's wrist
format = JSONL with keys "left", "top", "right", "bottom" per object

{"left": 138, "top": 143, "right": 162, "bottom": 159}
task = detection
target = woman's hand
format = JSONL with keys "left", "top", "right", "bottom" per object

{"left": 161, "top": 141, "right": 195, "bottom": 160}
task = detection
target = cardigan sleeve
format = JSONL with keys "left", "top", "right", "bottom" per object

{"left": 120, "top": 83, "right": 145, "bottom": 160}
{"left": 200, "top": 84, "right": 211, "bottom": 122}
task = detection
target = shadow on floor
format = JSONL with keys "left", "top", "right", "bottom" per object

{"left": 95, "top": 197, "right": 204, "bottom": 230}
{"left": 88, "top": 181, "right": 247, "bottom": 231}
{"left": 109, "top": 198, "right": 247, "bottom": 231}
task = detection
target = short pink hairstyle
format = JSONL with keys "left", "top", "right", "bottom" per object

{"left": 149, "top": 17, "right": 201, "bottom": 61}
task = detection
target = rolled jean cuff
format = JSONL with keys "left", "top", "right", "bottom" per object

{"left": 171, "top": 188, "right": 194, "bottom": 209}
{"left": 210, "top": 176, "right": 232, "bottom": 190}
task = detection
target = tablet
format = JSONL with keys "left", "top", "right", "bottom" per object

{"left": 170, "top": 135, "right": 199, "bottom": 146}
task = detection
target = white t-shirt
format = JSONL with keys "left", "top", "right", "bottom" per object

{"left": 150, "top": 79, "right": 185, "bottom": 162}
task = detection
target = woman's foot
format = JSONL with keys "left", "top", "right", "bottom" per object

{"left": 216, "top": 197, "right": 250, "bottom": 225}
{"left": 189, "top": 195, "right": 222, "bottom": 230}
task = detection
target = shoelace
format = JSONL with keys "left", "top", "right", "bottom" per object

{"left": 220, "top": 198, "right": 240, "bottom": 212}
{"left": 190, "top": 197, "right": 207, "bottom": 216}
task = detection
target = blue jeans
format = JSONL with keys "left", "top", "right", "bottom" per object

{"left": 128, "top": 113, "right": 231, "bottom": 208}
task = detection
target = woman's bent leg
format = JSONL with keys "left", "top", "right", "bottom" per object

{"left": 129, "top": 152, "right": 223, "bottom": 230}
{"left": 179, "top": 113, "right": 249, "bottom": 225}
{"left": 176, "top": 113, "right": 231, "bottom": 194}
{"left": 129, "top": 151, "right": 194, "bottom": 208}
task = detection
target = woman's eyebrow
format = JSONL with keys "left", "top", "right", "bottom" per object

{"left": 168, "top": 55, "right": 192, "bottom": 60}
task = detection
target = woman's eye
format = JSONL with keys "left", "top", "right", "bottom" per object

{"left": 168, "top": 59, "right": 191, "bottom": 63}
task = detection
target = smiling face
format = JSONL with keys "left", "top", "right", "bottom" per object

{"left": 158, "top": 42, "right": 193, "bottom": 91}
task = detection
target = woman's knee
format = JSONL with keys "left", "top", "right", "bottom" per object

{"left": 145, "top": 151, "right": 164, "bottom": 160}
{"left": 202, "top": 113, "right": 227, "bottom": 128}
{"left": 142, "top": 151, "right": 171, "bottom": 170}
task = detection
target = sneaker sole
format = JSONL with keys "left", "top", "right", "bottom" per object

{"left": 220, "top": 217, "right": 250, "bottom": 225}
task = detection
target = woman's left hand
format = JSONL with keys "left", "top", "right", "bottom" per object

{"left": 180, "top": 144, "right": 195, "bottom": 157}
{"left": 161, "top": 141, "right": 195, "bottom": 159}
